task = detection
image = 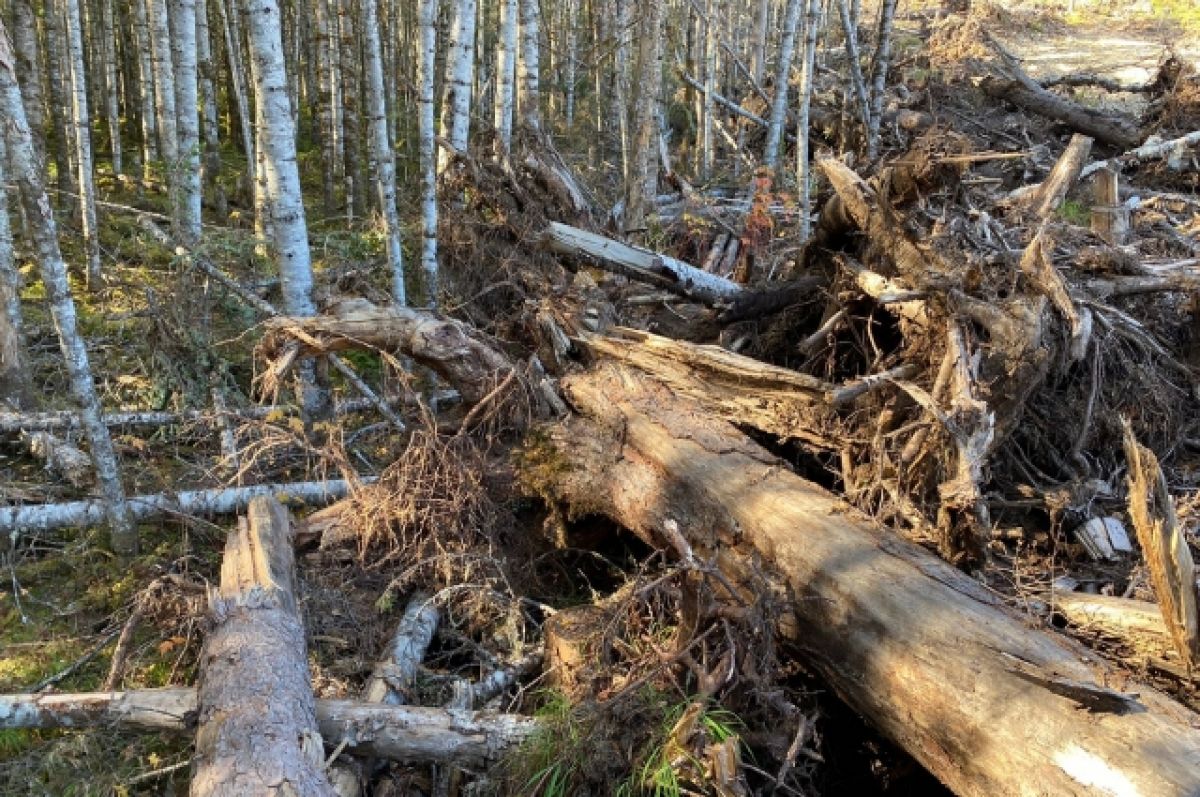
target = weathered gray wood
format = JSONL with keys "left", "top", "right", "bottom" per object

{"left": 0, "top": 689, "right": 536, "bottom": 766}
{"left": 364, "top": 593, "right": 440, "bottom": 705}
{"left": 542, "top": 222, "right": 744, "bottom": 305}
{"left": 532, "top": 363, "right": 1200, "bottom": 797}
{"left": 191, "top": 497, "right": 335, "bottom": 796}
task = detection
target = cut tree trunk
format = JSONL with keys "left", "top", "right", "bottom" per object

{"left": 527, "top": 363, "right": 1200, "bottom": 797}
{"left": 0, "top": 689, "right": 536, "bottom": 766}
{"left": 542, "top": 222, "right": 743, "bottom": 305}
{"left": 191, "top": 497, "right": 335, "bottom": 795}
{"left": 1016, "top": 133, "right": 1093, "bottom": 218}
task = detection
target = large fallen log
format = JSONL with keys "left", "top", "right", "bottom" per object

{"left": 191, "top": 497, "right": 334, "bottom": 795}
{"left": 0, "top": 478, "right": 366, "bottom": 545}
{"left": 541, "top": 222, "right": 744, "bottom": 305}
{"left": 0, "top": 689, "right": 536, "bottom": 766}
{"left": 527, "top": 364, "right": 1200, "bottom": 796}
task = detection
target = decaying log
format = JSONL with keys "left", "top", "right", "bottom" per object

{"left": 542, "top": 222, "right": 744, "bottom": 305}
{"left": 364, "top": 593, "right": 440, "bottom": 705}
{"left": 20, "top": 430, "right": 92, "bottom": 488}
{"left": 528, "top": 364, "right": 1200, "bottom": 796}
{"left": 1079, "top": 129, "right": 1200, "bottom": 180}
{"left": 0, "top": 689, "right": 537, "bottom": 766}
{"left": 1122, "top": 421, "right": 1200, "bottom": 670}
{"left": 1091, "top": 167, "right": 1129, "bottom": 245}
{"left": 544, "top": 605, "right": 610, "bottom": 700}
{"left": 1050, "top": 592, "right": 1179, "bottom": 664}
{"left": 261, "top": 299, "right": 513, "bottom": 406}
{"left": 192, "top": 497, "right": 334, "bottom": 795}
{"left": 0, "top": 479, "right": 365, "bottom": 546}
{"left": 1016, "top": 133, "right": 1093, "bottom": 218}
{"left": 982, "top": 76, "right": 1141, "bottom": 148}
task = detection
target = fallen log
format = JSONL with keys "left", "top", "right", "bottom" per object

{"left": 527, "top": 363, "right": 1200, "bottom": 796}
{"left": 1015, "top": 133, "right": 1093, "bottom": 218}
{"left": 363, "top": 593, "right": 439, "bottom": 706}
{"left": 982, "top": 76, "right": 1141, "bottom": 148}
{"left": 261, "top": 298, "right": 514, "bottom": 406}
{"left": 192, "top": 497, "right": 334, "bottom": 795}
{"left": 0, "top": 689, "right": 536, "bottom": 766}
{"left": 1079, "top": 129, "right": 1200, "bottom": 180}
{"left": 0, "top": 478, "right": 367, "bottom": 546}
{"left": 541, "top": 221, "right": 744, "bottom": 305}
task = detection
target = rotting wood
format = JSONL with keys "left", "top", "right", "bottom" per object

{"left": 542, "top": 221, "right": 744, "bottom": 305}
{"left": 191, "top": 497, "right": 335, "bottom": 795}
{"left": 1091, "top": 167, "right": 1129, "bottom": 245}
{"left": 527, "top": 363, "right": 1200, "bottom": 797}
{"left": 1014, "top": 133, "right": 1093, "bottom": 218}
{"left": 260, "top": 298, "right": 515, "bottom": 406}
{"left": 363, "top": 593, "right": 440, "bottom": 705}
{"left": 1122, "top": 420, "right": 1200, "bottom": 670}
{"left": 0, "top": 689, "right": 537, "bottom": 766}
{"left": 0, "top": 479, "right": 366, "bottom": 548}
{"left": 1079, "top": 129, "right": 1200, "bottom": 181}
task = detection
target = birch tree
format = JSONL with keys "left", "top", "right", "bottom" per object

{"left": 196, "top": 0, "right": 227, "bottom": 218}
{"left": 361, "top": 0, "right": 406, "bottom": 304}
{"left": 624, "top": 0, "right": 664, "bottom": 233}
{"left": 100, "top": 0, "right": 122, "bottom": 178}
{"left": 147, "top": 0, "right": 179, "bottom": 213}
{"left": 0, "top": 21, "right": 137, "bottom": 553}
{"left": 517, "top": 0, "right": 540, "bottom": 129}
{"left": 763, "top": 0, "right": 804, "bottom": 170}
{"left": 132, "top": 0, "right": 159, "bottom": 179}
{"left": 795, "top": 0, "right": 821, "bottom": 240}
{"left": 12, "top": 0, "right": 45, "bottom": 160}
{"left": 42, "top": 4, "right": 76, "bottom": 199}
{"left": 494, "top": 0, "right": 518, "bottom": 152}
{"left": 439, "top": 0, "right": 477, "bottom": 170}
{"left": 63, "top": 0, "right": 102, "bottom": 285}
{"left": 417, "top": 0, "right": 439, "bottom": 303}
{"left": 0, "top": 132, "right": 33, "bottom": 409}
{"left": 242, "top": 0, "right": 322, "bottom": 411}
{"left": 171, "top": 0, "right": 204, "bottom": 244}
{"left": 866, "top": 0, "right": 898, "bottom": 161}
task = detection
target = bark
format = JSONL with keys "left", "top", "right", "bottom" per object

{"left": 0, "top": 689, "right": 537, "bottom": 766}
{"left": 494, "top": 0, "right": 518, "bottom": 151}
{"left": 836, "top": 0, "right": 871, "bottom": 135}
{"left": 147, "top": 0, "right": 180, "bottom": 189}
{"left": 623, "top": 0, "right": 663, "bottom": 232}
{"left": 1079, "top": 129, "right": 1200, "bottom": 181}
{"left": 543, "top": 222, "right": 743, "bottom": 305}
{"left": 171, "top": 0, "right": 204, "bottom": 244}
{"left": 865, "top": 0, "right": 897, "bottom": 160}
{"left": 1013, "top": 133, "right": 1093, "bottom": 219}
{"left": 335, "top": 0, "right": 367, "bottom": 219}
{"left": 517, "top": 0, "right": 541, "bottom": 129}
{"left": 0, "top": 23, "right": 137, "bottom": 554}
{"left": 11, "top": 0, "right": 44, "bottom": 160}
{"left": 214, "top": 0, "right": 253, "bottom": 180}
{"left": 1091, "top": 166, "right": 1129, "bottom": 245}
{"left": 530, "top": 362, "right": 1200, "bottom": 797}
{"left": 438, "top": 0, "right": 477, "bottom": 171}
{"left": 0, "top": 479, "right": 363, "bottom": 544}
{"left": 42, "top": 2, "right": 76, "bottom": 199}
{"left": 749, "top": 0, "right": 770, "bottom": 85}
{"left": 363, "top": 593, "right": 439, "bottom": 705}
{"left": 195, "top": 0, "right": 226, "bottom": 217}
{"left": 360, "top": 0, "right": 405, "bottom": 304}
{"left": 260, "top": 299, "right": 514, "bottom": 406}
{"left": 762, "top": 0, "right": 803, "bottom": 170}
{"left": 794, "top": 0, "right": 821, "bottom": 240}
{"left": 0, "top": 132, "right": 33, "bottom": 409}
{"left": 313, "top": 0, "right": 339, "bottom": 213}
{"left": 191, "top": 497, "right": 335, "bottom": 795}
{"left": 63, "top": 0, "right": 101, "bottom": 285}
{"left": 982, "top": 77, "right": 1141, "bottom": 149}
{"left": 417, "top": 0, "right": 439, "bottom": 302}
{"left": 132, "top": 0, "right": 159, "bottom": 175}
{"left": 100, "top": 0, "right": 122, "bottom": 177}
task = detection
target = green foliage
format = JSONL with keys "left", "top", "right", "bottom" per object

{"left": 1057, "top": 198, "right": 1091, "bottom": 226}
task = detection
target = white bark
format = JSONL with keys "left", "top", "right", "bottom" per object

{"left": 438, "top": 0, "right": 478, "bottom": 171}
{"left": 700, "top": 0, "right": 717, "bottom": 179}
{"left": 132, "top": 0, "right": 160, "bottom": 176}
{"left": 11, "top": 0, "right": 44, "bottom": 159}
{"left": 0, "top": 132, "right": 32, "bottom": 408}
{"left": 171, "top": 0, "right": 204, "bottom": 244}
{"left": 517, "top": 0, "right": 540, "bottom": 129}
{"left": 494, "top": 0, "right": 518, "bottom": 151}
{"left": 363, "top": 593, "right": 439, "bottom": 705}
{"left": 763, "top": 0, "right": 803, "bottom": 170}
{"left": 0, "top": 689, "right": 538, "bottom": 766}
{"left": 795, "top": 0, "right": 821, "bottom": 240}
{"left": 63, "top": 0, "right": 102, "bottom": 286}
{"left": 42, "top": 2, "right": 76, "bottom": 198}
{"left": 563, "top": 0, "right": 577, "bottom": 126}
{"left": 195, "top": 0, "right": 226, "bottom": 217}
{"left": 749, "top": 0, "right": 770, "bottom": 84}
{"left": 543, "top": 222, "right": 743, "bottom": 304}
{"left": 0, "top": 479, "right": 366, "bottom": 543}
{"left": 100, "top": 0, "right": 123, "bottom": 177}
{"left": 1080, "top": 129, "right": 1200, "bottom": 181}
{"left": 836, "top": 0, "right": 870, "bottom": 134}
{"left": 0, "top": 23, "right": 137, "bottom": 554}
{"left": 361, "top": 0, "right": 406, "bottom": 304}
{"left": 865, "top": 0, "right": 897, "bottom": 161}
{"left": 417, "top": 0, "right": 439, "bottom": 303}
{"left": 147, "top": 0, "right": 180, "bottom": 185}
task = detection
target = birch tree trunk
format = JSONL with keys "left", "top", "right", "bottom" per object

{"left": 63, "top": 0, "right": 102, "bottom": 286}
{"left": 517, "top": 0, "right": 540, "bottom": 129}
{"left": 865, "top": 0, "right": 897, "bottom": 161}
{"left": 623, "top": 0, "right": 664, "bottom": 233}
{"left": 100, "top": 0, "right": 123, "bottom": 178}
{"left": 11, "top": 0, "right": 45, "bottom": 161}
{"left": 147, "top": 0, "right": 179, "bottom": 215}
{"left": 563, "top": 0, "right": 577, "bottom": 127}
{"left": 613, "top": 0, "right": 631, "bottom": 183}
{"left": 243, "top": 0, "right": 322, "bottom": 414}
{"left": 171, "top": 0, "right": 204, "bottom": 244}
{"left": 361, "top": 0, "right": 406, "bottom": 304}
{"left": 0, "top": 132, "right": 33, "bottom": 409}
{"left": 700, "top": 0, "right": 717, "bottom": 179}
{"left": 749, "top": 0, "right": 770, "bottom": 84}
{"left": 494, "top": 0, "right": 518, "bottom": 152}
{"left": 795, "top": 0, "right": 821, "bottom": 240}
{"left": 438, "top": 0, "right": 478, "bottom": 172}
{"left": 0, "top": 21, "right": 137, "bottom": 554}
{"left": 132, "top": 0, "right": 159, "bottom": 178}
{"left": 417, "top": 0, "right": 439, "bottom": 303}
{"left": 195, "top": 0, "right": 227, "bottom": 218}
{"left": 42, "top": 3, "right": 77, "bottom": 199}
{"left": 763, "top": 0, "right": 803, "bottom": 170}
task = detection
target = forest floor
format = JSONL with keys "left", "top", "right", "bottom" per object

{"left": 3, "top": 1, "right": 1200, "bottom": 795}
